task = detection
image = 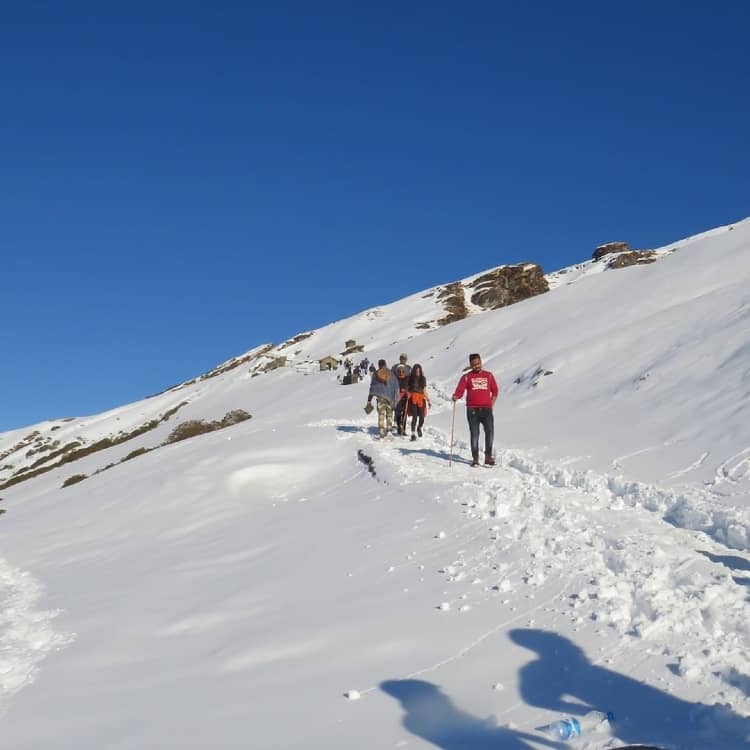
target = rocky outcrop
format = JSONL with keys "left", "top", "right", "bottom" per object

{"left": 278, "top": 331, "right": 313, "bottom": 351}
{"left": 436, "top": 282, "right": 470, "bottom": 326}
{"left": 593, "top": 242, "right": 657, "bottom": 269}
{"left": 170, "top": 344, "right": 276, "bottom": 390}
{"left": 607, "top": 250, "right": 657, "bottom": 269}
{"left": 251, "top": 356, "right": 287, "bottom": 377}
{"left": 429, "top": 263, "right": 549, "bottom": 327}
{"left": 593, "top": 242, "right": 632, "bottom": 261}
{"left": 341, "top": 343, "right": 365, "bottom": 355}
{"left": 469, "top": 263, "right": 548, "bottom": 310}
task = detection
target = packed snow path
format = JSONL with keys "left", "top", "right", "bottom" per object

{"left": 0, "top": 557, "right": 72, "bottom": 711}
{"left": 2, "top": 407, "right": 749, "bottom": 749}
{"left": 337, "top": 414, "right": 750, "bottom": 749}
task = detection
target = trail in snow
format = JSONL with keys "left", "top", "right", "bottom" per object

{"left": 0, "top": 558, "right": 73, "bottom": 712}
{"left": 339, "top": 413, "right": 750, "bottom": 747}
{"left": 714, "top": 446, "right": 750, "bottom": 487}
{"left": 668, "top": 451, "right": 710, "bottom": 479}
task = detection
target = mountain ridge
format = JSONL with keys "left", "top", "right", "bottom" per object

{"left": 1, "top": 216, "right": 747, "bottom": 497}
{"left": 1, "top": 216, "right": 750, "bottom": 749}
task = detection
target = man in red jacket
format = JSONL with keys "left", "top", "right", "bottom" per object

{"left": 452, "top": 353, "right": 499, "bottom": 467}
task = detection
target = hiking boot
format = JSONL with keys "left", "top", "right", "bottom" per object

{"left": 410, "top": 433, "right": 416, "bottom": 442}
{"left": 485, "top": 455, "right": 495, "bottom": 466}
{"left": 417, "top": 428, "right": 423, "bottom": 437}
{"left": 471, "top": 455, "right": 479, "bottom": 467}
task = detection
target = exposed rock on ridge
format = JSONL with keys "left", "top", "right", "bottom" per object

{"left": 593, "top": 241, "right": 633, "bottom": 261}
{"left": 607, "top": 250, "right": 658, "bottom": 269}
{"left": 431, "top": 263, "right": 549, "bottom": 326}
{"left": 436, "top": 282, "right": 470, "bottom": 326}
{"left": 593, "top": 241, "right": 658, "bottom": 269}
{"left": 469, "top": 264, "right": 549, "bottom": 310}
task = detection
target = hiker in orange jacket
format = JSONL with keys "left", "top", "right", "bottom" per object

{"left": 406, "top": 364, "right": 431, "bottom": 441}
{"left": 452, "top": 353, "right": 499, "bottom": 466}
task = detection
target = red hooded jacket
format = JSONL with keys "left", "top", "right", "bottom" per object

{"left": 453, "top": 369, "right": 499, "bottom": 408}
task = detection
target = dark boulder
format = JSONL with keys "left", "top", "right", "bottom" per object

{"left": 593, "top": 241, "right": 632, "bottom": 261}
{"left": 592, "top": 242, "right": 658, "bottom": 269}
{"left": 436, "top": 281, "right": 470, "bottom": 326}
{"left": 607, "top": 250, "right": 658, "bottom": 269}
{"left": 469, "top": 263, "right": 549, "bottom": 310}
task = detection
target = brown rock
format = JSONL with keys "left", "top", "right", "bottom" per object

{"left": 436, "top": 281, "right": 470, "bottom": 326}
{"left": 593, "top": 242, "right": 631, "bottom": 261}
{"left": 469, "top": 264, "right": 548, "bottom": 310}
{"left": 255, "top": 356, "right": 287, "bottom": 374}
{"left": 278, "top": 331, "right": 313, "bottom": 351}
{"left": 607, "top": 250, "right": 657, "bottom": 269}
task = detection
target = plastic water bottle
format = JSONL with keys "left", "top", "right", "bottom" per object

{"left": 538, "top": 710, "right": 614, "bottom": 741}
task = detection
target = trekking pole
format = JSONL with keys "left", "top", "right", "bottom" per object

{"left": 449, "top": 399, "right": 456, "bottom": 468}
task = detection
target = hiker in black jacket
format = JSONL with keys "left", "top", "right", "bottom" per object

{"left": 391, "top": 353, "right": 412, "bottom": 435}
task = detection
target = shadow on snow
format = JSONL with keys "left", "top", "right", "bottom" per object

{"left": 335, "top": 425, "right": 466, "bottom": 464}
{"left": 380, "top": 678, "right": 551, "bottom": 750}
{"left": 381, "top": 630, "right": 750, "bottom": 749}
{"left": 699, "top": 550, "right": 750, "bottom": 589}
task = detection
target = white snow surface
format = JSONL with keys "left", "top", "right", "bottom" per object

{"left": 1, "top": 218, "right": 750, "bottom": 748}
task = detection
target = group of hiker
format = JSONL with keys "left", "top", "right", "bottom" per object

{"left": 364, "top": 352, "right": 499, "bottom": 467}
{"left": 340, "top": 357, "right": 370, "bottom": 385}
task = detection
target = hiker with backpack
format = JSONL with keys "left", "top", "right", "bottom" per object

{"left": 406, "top": 364, "right": 431, "bottom": 441}
{"left": 366, "top": 359, "right": 400, "bottom": 439}
{"left": 391, "top": 353, "right": 412, "bottom": 435}
{"left": 452, "top": 353, "right": 499, "bottom": 466}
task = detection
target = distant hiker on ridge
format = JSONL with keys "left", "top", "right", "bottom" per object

{"left": 406, "top": 364, "right": 431, "bottom": 442}
{"left": 452, "top": 353, "right": 499, "bottom": 467}
{"left": 366, "top": 359, "right": 400, "bottom": 439}
{"left": 392, "top": 353, "right": 412, "bottom": 435}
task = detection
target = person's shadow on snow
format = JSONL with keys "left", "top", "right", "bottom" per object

{"left": 397, "top": 445, "right": 458, "bottom": 463}
{"left": 380, "top": 679, "right": 553, "bottom": 749}
{"left": 510, "top": 628, "right": 750, "bottom": 749}
{"left": 336, "top": 425, "right": 379, "bottom": 436}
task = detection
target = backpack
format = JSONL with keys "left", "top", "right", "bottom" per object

{"left": 375, "top": 367, "right": 390, "bottom": 384}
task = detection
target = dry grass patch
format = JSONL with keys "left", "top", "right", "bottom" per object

{"left": 166, "top": 420, "right": 216, "bottom": 443}
{"left": 121, "top": 447, "right": 152, "bottom": 462}
{"left": 0, "top": 402, "right": 189, "bottom": 491}
{"left": 62, "top": 474, "right": 87, "bottom": 488}
{"left": 1, "top": 403, "right": 249, "bottom": 492}
{"left": 165, "top": 410, "right": 252, "bottom": 444}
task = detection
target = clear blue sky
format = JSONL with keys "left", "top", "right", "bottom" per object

{"left": 2, "top": 1, "right": 748, "bottom": 431}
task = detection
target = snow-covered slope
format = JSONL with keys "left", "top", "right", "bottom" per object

{"left": 1, "top": 218, "right": 749, "bottom": 749}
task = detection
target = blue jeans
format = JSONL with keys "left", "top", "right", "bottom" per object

{"left": 467, "top": 407, "right": 494, "bottom": 458}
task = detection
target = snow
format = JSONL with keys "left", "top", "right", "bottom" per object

{"left": 1, "top": 218, "right": 749, "bottom": 748}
